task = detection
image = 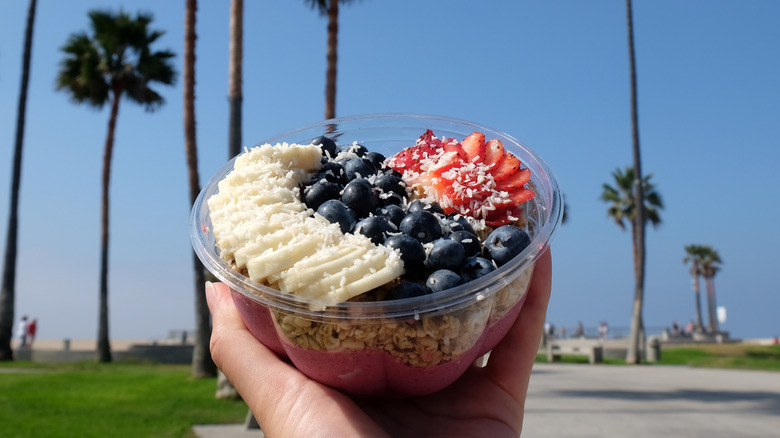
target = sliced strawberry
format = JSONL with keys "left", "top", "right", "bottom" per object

{"left": 388, "top": 131, "right": 441, "bottom": 174}
{"left": 497, "top": 167, "right": 531, "bottom": 191}
{"left": 485, "top": 210, "right": 521, "bottom": 227}
{"left": 484, "top": 139, "right": 505, "bottom": 169}
{"left": 483, "top": 189, "right": 533, "bottom": 226}
{"left": 508, "top": 187, "right": 535, "bottom": 204}
{"left": 404, "top": 130, "right": 536, "bottom": 226}
{"left": 441, "top": 136, "right": 462, "bottom": 151}
{"left": 461, "top": 132, "right": 486, "bottom": 164}
{"left": 426, "top": 150, "right": 461, "bottom": 176}
{"left": 388, "top": 146, "right": 431, "bottom": 173}
{"left": 416, "top": 129, "right": 437, "bottom": 145}
{"left": 491, "top": 152, "right": 522, "bottom": 182}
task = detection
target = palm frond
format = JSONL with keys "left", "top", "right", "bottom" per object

{"left": 601, "top": 165, "right": 664, "bottom": 230}
{"left": 58, "top": 9, "right": 175, "bottom": 113}
{"left": 57, "top": 33, "right": 110, "bottom": 107}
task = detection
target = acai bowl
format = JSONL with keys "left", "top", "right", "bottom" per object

{"left": 191, "top": 114, "right": 562, "bottom": 398}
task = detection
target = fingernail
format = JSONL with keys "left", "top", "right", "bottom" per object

{"left": 205, "top": 281, "right": 215, "bottom": 298}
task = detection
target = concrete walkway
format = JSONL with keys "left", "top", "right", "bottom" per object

{"left": 193, "top": 424, "right": 265, "bottom": 438}
{"left": 522, "top": 363, "right": 780, "bottom": 437}
{"left": 194, "top": 363, "right": 780, "bottom": 437}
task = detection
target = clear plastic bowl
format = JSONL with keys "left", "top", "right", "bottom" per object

{"left": 191, "top": 114, "right": 562, "bottom": 398}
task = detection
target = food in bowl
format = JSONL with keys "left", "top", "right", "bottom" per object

{"left": 192, "top": 115, "right": 561, "bottom": 397}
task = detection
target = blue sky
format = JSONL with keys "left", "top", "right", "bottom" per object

{"left": 1, "top": 0, "right": 778, "bottom": 342}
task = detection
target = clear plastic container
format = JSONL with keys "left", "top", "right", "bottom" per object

{"left": 191, "top": 114, "right": 562, "bottom": 397}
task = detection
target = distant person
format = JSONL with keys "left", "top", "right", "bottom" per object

{"left": 686, "top": 320, "right": 695, "bottom": 335}
{"left": 26, "top": 318, "right": 38, "bottom": 349}
{"left": 544, "top": 320, "right": 552, "bottom": 344}
{"left": 672, "top": 320, "right": 680, "bottom": 335}
{"left": 16, "top": 315, "right": 28, "bottom": 349}
{"left": 598, "top": 321, "right": 608, "bottom": 341}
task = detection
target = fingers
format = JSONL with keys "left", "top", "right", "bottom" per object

{"left": 205, "top": 282, "right": 390, "bottom": 438}
{"left": 485, "top": 248, "right": 552, "bottom": 402}
{"left": 205, "top": 282, "right": 301, "bottom": 412}
{"left": 205, "top": 281, "right": 257, "bottom": 371}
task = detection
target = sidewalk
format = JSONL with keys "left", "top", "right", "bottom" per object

{"left": 194, "top": 363, "right": 780, "bottom": 437}
{"left": 522, "top": 363, "right": 780, "bottom": 437}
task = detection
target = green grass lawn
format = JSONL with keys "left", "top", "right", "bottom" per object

{"left": 536, "top": 343, "right": 780, "bottom": 371}
{"left": 657, "top": 343, "right": 780, "bottom": 371}
{"left": 0, "top": 361, "right": 247, "bottom": 438}
{"left": 534, "top": 353, "right": 626, "bottom": 365}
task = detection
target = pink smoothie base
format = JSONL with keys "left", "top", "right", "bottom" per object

{"left": 231, "top": 291, "right": 528, "bottom": 398}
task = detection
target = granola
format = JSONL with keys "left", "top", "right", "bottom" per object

{"left": 272, "top": 263, "right": 533, "bottom": 367}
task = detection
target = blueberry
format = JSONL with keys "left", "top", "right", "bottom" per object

{"left": 385, "top": 282, "right": 429, "bottom": 300}
{"left": 311, "top": 171, "right": 339, "bottom": 185}
{"left": 407, "top": 199, "right": 445, "bottom": 215}
{"left": 311, "top": 135, "right": 338, "bottom": 158}
{"left": 375, "top": 204, "right": 406, "bottom": 226}
{"left": 444, "top": 215, "right": 476, "bottom": 235}
{"left": 399, "top": 210, "right": 443, "bottom": 243}
{"left": 426, "top": 238, "right": 466, "bottom": 271}
{"left": 384, "top": 234, "right": 426, "bottom": 270}
{"left": 341, "top": 157, "right": 377, "bottom": 181}
{"left": 449, "top": 230, "right": 482, "bottom": 257}
{"left": 337, "top": 143, "right": 368, "bottom": 157}
{"left": 383, "top": 168, "right": 403, "bottom": 179}
{"left": 315, "top": 161, "right": 347, "bottom": 184}
{"left": 364, "top": 151, "right": 386, "bottom": 169}
{"left": 374, "top": 173, "right": 406, "bottom": 197}
{"left": 460, "top": 256, "right": 496, "bottom": 282}
{"left": 316, "top": 199, "right": 356, "bottom": 233}
{"left": 484, "top": 225, "right": 531, "bottom": 266}
{"left": 304, "top": 180, "right": 341, "bottom": 211}
{"left": 379, "top": 192, "right": 404, "bottom": 207}
{"left": 355, "top": 216, "right": 396, "bottom": 245}
{"left": 341, "top": 178, "right": 379, "bottom": 218}
{"left": 426, "top": 269, "right": 465, "bottom": 293}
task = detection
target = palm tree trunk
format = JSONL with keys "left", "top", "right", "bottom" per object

{"left": 228, "top": 0, "right": 243, "bottom": 158}
{"left": 691, "top": 265, "right": 703, "bottom": 331}
{"left": 625, "top": 0, "right": 646, "bottom": 365}
{"left": 0, "top": 0, "right": 37, "bottom": 362}
{"left": 705, "top": 277, "right": 719, "bottom": 333}
{"left": 185, "top": 0, "right": 216, "bottom": 379}
{"left": 325, "top": 0, "right": 338, "bottom": 120}
{"left": 97, "top": 89, "right": 121, "bottom": 363}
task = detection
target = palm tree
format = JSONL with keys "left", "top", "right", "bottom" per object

{"left": 623, "top": 0, "right": 648, "bottom": 364}
{"left": 303, "top": 0, "right": 356, "bottom": 120}
{"left": 184, "top": 0, "right": 216, "bottom": 378}
{"left": 699, "top": 246, "right": 723, "bottom": 334}
{"left": 228, "top": 0, "right": 243, "bottom": 158}
{"left": 0, "top": 0, "right": 37, "bottom": 362}
{"left": 600, "top": 166, "right": 663, "bottom": 364}
{"left": 683, "top": 244, "right": 707, "bottom": 332}
{"left": 56, "top": 10, "right": 175, "bottom": 362}
{"left": 601, "top": 167, "right": 663, "bottom": 232}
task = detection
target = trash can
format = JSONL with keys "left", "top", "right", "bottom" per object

{"left": 646, "top": 335, "right": 661, "bottom": 362}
